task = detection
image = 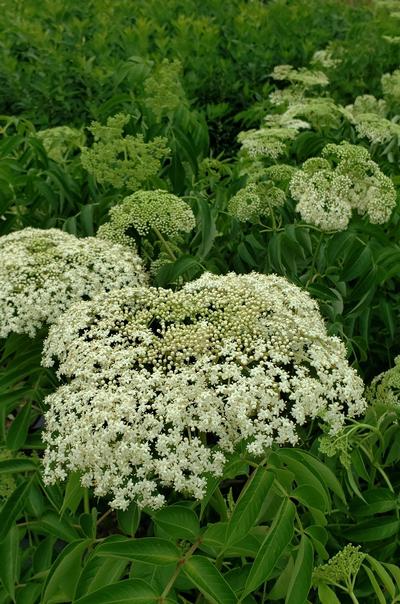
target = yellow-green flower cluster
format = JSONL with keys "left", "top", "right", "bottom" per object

{"left": 382, "top": 69, "right": 400, "bottom": 105}
{"left": 81, "top": 113, "right": 170, "bottom": 190}
{"left": 313, "top": 545, "right": 365, "bottom": 585}
{"left": 366, "top": 356, "right": 400, "bottom": 406}
{"left": 97, "top": 190, "right": 195, "bottom": 241}
{"left": 0, "top": 228, "right": 146, "bottom": 338}
{"left": 290, "top": 143, "right": 396, "bottom": 231}
{"left": 228, "top": 182, "right": 286, "bottom": 222}
{"left": 144, "top": 59, "right": 187, "bottom": 120}
{"left": 42, "top": 272, "right": 365, "bottom": 509}
{"left": 36, "top": 126, "right": 85, "bottom": 163}
{"left": 271, "top": 64, "right": 330, "bottom": 88}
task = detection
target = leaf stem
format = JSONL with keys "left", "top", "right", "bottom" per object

{"left": 152, "top": 226, "right": 177, "bottom": 261}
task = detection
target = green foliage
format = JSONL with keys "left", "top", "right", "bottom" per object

{"left": 1, "top": 0, "right": 400, "bottom": 602}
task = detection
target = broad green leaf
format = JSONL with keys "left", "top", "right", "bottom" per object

{"left": 244, "top": 498, "right": 295, "bottom": 596}
{"left": 153, "top": 505, "right": 200, "bottom": 542}
{"left": 42, "top": 539, "right": 90, "bottom": 604}
{"left": 30, "top": 511, "right": 81, "bottom": 542}
{"left": 365, "top": 556, "right": 396, "bottom": 598}
{"left": 363, "top": 565, "right": 386, "bottom": 604}
{"left": 96, "top": 538, "right": 181, "bottom": 565}
{"left": 384, "top": 563, "right": 400, "bottom": 591}
{"left": 274, "top": 452, "right": 331, "bottom": 511}
{"left": 279, "top": 449, "right": 346, "bottom": 503}
{"left": 200, "top": 522, "right": 263, "bottom": 558}
{"left": 33, "top": 536, "right": 56, "bottom": 574}
{"left": 182, "top": 556, "right": 236, "bottom": 604}
{"left": 292, "top": 484, "right": 328, "bottom": 512}
{"left": 346, "top": 518, "right": 400, "bottom": 542}
{"left": 75, "top": 557, "right": 128, "bottom": 599}
{"left": 268, "top": 556, "right": 294, "bottom": 600}
{"left": 285, "top": 535, "right": 313, "bottom": 604}
{"left": 6, "top": 403, "right": 32, "bottom": 450}
{"left": 73, "top": 579, "right": 159, "bottom": 604}
{"left": 0, "top": 525, "right": 19, "bottom": 599}
{"left": 226, "top": 466, "right": 274, "bottom": 545}
{"left": 349, "top": 488, "right": 397, "bottom": 517}
{"left": 117, "top": 503, "right": 140, "bottom": 537}
{"left": 0, "top": 477, "right": 34, "bottom": 541}
{"left": 317, "top": 583, "right": 341, "bottom": 604}
{"left": 0, "top": 459, "right": 37, "bottom": 474}
{"left": 60, "top": 473, "right": 84, "bottom": 516}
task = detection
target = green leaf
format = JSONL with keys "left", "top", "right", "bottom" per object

{"left": 0, "top": 459, "right": 38, "bottom": 474}
{"left": 285, "top": 535, "right": 313, "bottom": 604}
{"left": 75, "top": 557, "right": 128, "bottom": 599}
{"left": 60, "top": 472, "right": 84, "bottom": 516}
{"left": 182, "top": 556, "right": 236, "bottom": 604}
{"left": 117, "top": 503, "right": 140, "bottom": 537}
{"left": 365, "top": 556, "right": 396, "bottom": 599}
{"left": 279, "top": 449, "right": 346, "bottom": 503}
{"left": 317, "top": 583, "right": 341, "bottom": 604}
{"left": 0, "top": 525, "right": 19, "bottom": 599}
{"left": 292, "top": 485, "right": 328, "bottom": 512}
{"left": 153, "top": 505, "right": 200, "bottom": 542}
{"left": 0, "top": 477, "right": 34, "bottom": 541}
{"left": 6, "top": 403, "right": 32, "bottom": 450}
{"left": 226, "top": 466, "right": 274, "bottom": 545}
{"left": 96, "top": 538, "right": 181, "bottom": 565}
{"left": 346, "top": 518, "right": 400, "bottom": 542}
{"left": 274, "top": 451, "right": 331, "bottom": 511}
{"left": 349, "top": 488, "right": 397, "bottom": 517}
{"left": 244, "top": 498, "right": 295, "bottom": 596}
{"left": 73, "top": 579, "right": 159, "bottom": 604}
{"left": 31, "top": 511, "right": 81, "bottom": 542}
{"left": 363, "top": 564, "right": 386, "bottom": 604}
{"left": 42, "top": 539, "right": 90, "bottom": 604}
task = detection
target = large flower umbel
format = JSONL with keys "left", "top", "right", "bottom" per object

{"left": 43, "top": 272, "right": 366, "bottom": 509}
{"left": 0, "top": 228, "right": 146, "bottom": 338}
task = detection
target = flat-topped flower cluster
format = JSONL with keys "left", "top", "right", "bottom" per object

{"left": 290, "top": 143, "right": 396, "bottom": 231}
{"left": 42, "top": 272, "right": 366, "bottom": 509}
{"left": 0, "top": 228, "right": 146, "bottom": 337}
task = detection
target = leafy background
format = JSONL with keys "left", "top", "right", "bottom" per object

{"left": 1, "top": 0, "right": 400, "bottom": 602}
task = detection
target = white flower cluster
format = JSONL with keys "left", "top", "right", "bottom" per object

{"left": 290, "top": 143, "right": 396, "bottom": 231}
{"left": 42, "top": 272, "right": 365, "bottom": 509}
{"left": 345, "top": 95, "right": 400, "bottom": 144}
{"left": 238, "top": 114, "right": 309, "bottom": 161}
{"left": 97, "top": 190, "right": 195, "bottom": 243}
{"left": 271, "top": 64, "right": 329, "bottom": 88}
{"left": 0, "top": 228, "right": 146, "bottom": 338}
{"left": 311, "top": 47, "right": 341, "bottom": 70}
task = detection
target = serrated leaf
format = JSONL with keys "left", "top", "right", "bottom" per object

{"left": 0, "top": 477, "right": 34, "bottom": 541}
{"left": 42, "top": 539, "right": 90, "bottom": 604}
{"left": 244, "top": 498, "right": 295, "bottom": 596}
{"left": 6, "top": 403, "right": 32, "bottom": 450}
{"left": 117, "top": 503, "right": 140, "bottom": 537}
{"left": 226, "top": 466, "right": 274, "bottom": 546}
{"left": 96, "top": 538, "right": 181, "bottom": 565}
{"left": 153, "top": 505, "right": 200, "bottom": 542}
{"left": 182, "top": 556, "right": 236, "bottom": 604}
{"left": 285, "top": 535, "right": 313, "bottom": 604}
{"left": 73, "top": 579, "right": 159, "bottom": 604}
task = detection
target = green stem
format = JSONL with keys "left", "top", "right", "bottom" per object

{"left": 152, "top": 226, "right": 177, "bottom": 261}
{"left": 159, "top": 539, "right": 201, "bottom": 602}
{"left": 83, "top": 488, "right": 90, "bottom": 514}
